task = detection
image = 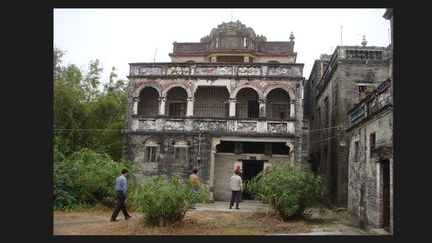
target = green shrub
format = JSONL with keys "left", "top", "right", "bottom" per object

{"left": 245, "top": 161, "right": 325, "bottom": 220}
{"left": 130, "top": 173, "right": 208, "bottom": 226}
{"left": 53, "top": 140, "right": 134, "bottom": 210}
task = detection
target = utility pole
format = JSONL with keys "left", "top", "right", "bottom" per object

{"left": 340, "top": 25, "right": 343, "bottom": 46}
{"left": 388, "top": 27, "right": 391, "bottom": 44}
{"left": 153, "top": 48, "right": 157, "bottom": 63}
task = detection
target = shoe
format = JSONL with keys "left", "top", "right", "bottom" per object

{"left": 235, "top": 207, "right": 239, "bottom": 210}
{"left": 125, "top": 215, "right": 132, "bottom": 220}
{"left": 110, "top": 218, "right": 118, "bottom": 222}
{"left": 229, "top": 207, "right": 232, "bottom": 209}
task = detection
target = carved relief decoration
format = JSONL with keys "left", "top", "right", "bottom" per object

{"left": 138, "top": 67, "right": 162, "bottom": 75}
{"left": 238, "top": 66, "right": 261, "bottom": 76}
{"left": 167, "top": 66, "right": 190, "bottom": 75}
{"left": 236, "top": 122, "right": 257, "bottom": 132}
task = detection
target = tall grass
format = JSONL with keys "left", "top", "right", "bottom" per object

{"left": 54, "top": 136, "right": 134, "bottom": 210}
{"left": 130, "top": 173, "right": 209, "bottom": 226}
{"left": 245, "top": 161, "right": 325, "bottom": 220}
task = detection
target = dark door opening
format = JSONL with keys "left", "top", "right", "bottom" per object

{"left": 242, "top": 160, "right": 264, "bottom": 200}
{"left": 381, "top": 159, "right": 390, "bottom": 231}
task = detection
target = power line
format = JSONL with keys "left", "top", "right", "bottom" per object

{"left": 302, "top": 125, "right": 341, "bottom": 133}
{"left": 54, "top": 128, "right": 125, "bottom": 133}
{"left": 306, "top": 133, "right": 341, "bottom": 144}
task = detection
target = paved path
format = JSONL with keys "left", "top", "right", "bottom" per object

{"left": 194, "top": 200, "right": 388, "bottom": 235}
{"left": 193, "top": 200, "right": 270, "bottom": 213}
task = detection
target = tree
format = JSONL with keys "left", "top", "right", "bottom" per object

{"left": 82, "top": 59, "right": 103, "bottom": 102}
{"left": 53, "top": 46, "right": 127, "bottom": 160}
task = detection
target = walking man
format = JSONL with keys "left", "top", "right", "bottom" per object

{"left": 110, "top": 169, "right": 132, "bottom": 222}
{"left": 229, "top": 170, "right": 243, "bottom": 209}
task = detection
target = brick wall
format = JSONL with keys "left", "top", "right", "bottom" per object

{"left": 347, "top": 108, "right": 393, "bottom": 231}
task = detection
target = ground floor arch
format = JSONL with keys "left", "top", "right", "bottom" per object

{"left": 210, "top": 136, "right": 294, "bottom": 201}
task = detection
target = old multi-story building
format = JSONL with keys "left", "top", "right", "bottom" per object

{"left": 346, "top": 78, "right": 393, "bottom": 232}
{"left": 345, "top": 8, "right": 393, "bottom": 233}
{"left": 123, "top": 21, "right": 305, "bottom": 201}
{"left": 303, "top": 43, "right": 392, "bottom": 207}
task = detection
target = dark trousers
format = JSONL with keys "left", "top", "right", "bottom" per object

{"left": 229, "top": 190, "right": 241, "bottom": 208}
{"left": 111, "top": 191, "right": 130, "bottom": 220}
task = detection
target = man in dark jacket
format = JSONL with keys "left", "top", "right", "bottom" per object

{"left": 110, "top": 169, "right": 132, "bottom": 222}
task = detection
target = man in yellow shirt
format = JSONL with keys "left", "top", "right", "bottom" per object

{"left": 189, "top": 168, "right": 199, "bottom": 209}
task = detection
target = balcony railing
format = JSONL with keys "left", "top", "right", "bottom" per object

{"left": 129, "top": 117, "right": 296, "bottom": 135}
{"left": 348, "top": 79, "right": 392, "bottom": 127}
{"left": 129, "top": 63, "right": 304, "bottom": 78}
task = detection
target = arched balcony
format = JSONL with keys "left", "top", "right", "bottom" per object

{"left": 194, "top": 87, "right": 229, "bottom": 118}
{"left": 265, "top": 88, "right": 291, "bottom": 119}
{"left": 137, "top": 87, "right": 159, "bottom": 116}
{"left": 236, "top": 88, "right": 260, "bottom": 118}
{"left": 165, "top": 87, "right": 188, "bottom": 117}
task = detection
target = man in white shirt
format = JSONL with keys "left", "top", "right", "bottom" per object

{"left": 229, "top": 170, "right": 243, "bottom": 209}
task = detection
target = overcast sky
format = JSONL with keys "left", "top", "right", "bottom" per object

{"left": 54, "top": 8, "right": 390, "bottom": 83}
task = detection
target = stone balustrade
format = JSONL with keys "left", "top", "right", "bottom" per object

{"left": 129, "top": 63, "right": 303, "bottom": 78}
{"left": 130, "top": 117, "right": 296, "bottom": 135}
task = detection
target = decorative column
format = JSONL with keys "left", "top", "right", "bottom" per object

{"left": 229, "top": 98, "right": 237, "bottom": 117}
{"left": 186, "top": 97, "right": 195, "bottom": 117}
{"left": 158, "top": 97, "right": 166, "bottom": 116}
{"left": 209, "top": 138, "right": 221, "bottom": 202}
{"left": 290, "top": 99, "right": 295, "bottom": 118}
{"left": 259, "top": 98, "right": 266, "bottom": 118}
{"left": 132, "top": 97, "right": 140, "bottom": 115}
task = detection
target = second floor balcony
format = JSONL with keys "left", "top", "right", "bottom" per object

{"left": 348, "top": 79, "right": 392, "bottom": 127}
{"left": 128, "top": 84, "right": 297, "bottom": 135}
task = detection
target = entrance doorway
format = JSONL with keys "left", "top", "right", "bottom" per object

{"left": 242, "top": 160, "right": 264, "bottom": 199}
{"left": 381, "top": 159, "right": 390, "bottom": 231}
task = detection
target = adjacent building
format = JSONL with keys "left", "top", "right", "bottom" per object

{"left": 303, "top": 43, "right": 392, "bottom": 207}
{"left": 123, "top": 21, "right": 305, "bottom": 201}
{"left": 345, "top": 8, "right": 393, "bottom": 233}
{"left": 346, "top": 78, "right": 393, "bottom": 232}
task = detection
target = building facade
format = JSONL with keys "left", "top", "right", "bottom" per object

{"left": 303, "top": 44, "right": 392, "bottom": 207}
{"left": 345, "top": 8, "right": 393, "bottom": 233}
{"left": 123, "top": 21, "right": 305, "bottom": 201}
{"left": 346, "top": 79, "right": 393, "bottom": 232}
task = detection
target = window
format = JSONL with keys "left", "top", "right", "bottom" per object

{"left": 144, "top": 146, "right": 158, "bottom": 162}
{"left": 273, "top": 104, "right": 288, "bottom": 119}
{"left": 324, "top": 97, "right": 329, "bottom": 127}
{"left": 225, "top": 102, "right": 230, "bottom": 117}
{"left": 264, "top": 143, "right": 272, "bottom": 155}
{"left": 174, "top": 147, "right": 188, "bottom": 163}
{"left": 248, "top": 100, "right": 259, "bottom": 118}
{"left": 354, "top": 141, "right": 359, "bottom": 162}
{"left": 168, "top": 102, "right": 185, "bottom": 117}
{"left": 234, "top": 142, "right": 244, "bottom": 154}
{"left": 370, "top": 132, "right": 376, "bottom": 151}
{"left": 358, "top": 84, "right": 376, "bottom": 99}
{"left": 244, "top": 37, "right": 247, "bottom": 47}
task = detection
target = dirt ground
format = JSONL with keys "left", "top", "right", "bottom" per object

{"left": 53, "top": 201, "right": 374, "bottom": 235}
